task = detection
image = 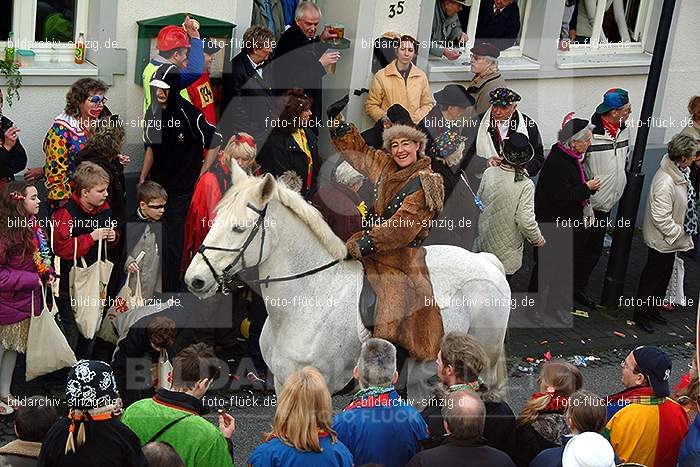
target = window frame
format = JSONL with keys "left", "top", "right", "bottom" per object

{"left": 1, "top": 0, "right": 89, "bottom": 60}
{"left": 429, "top": 0, "right": 532, "bottom": 64}
{"left": 564, "top": 0, "right": 654, "bottom": 55}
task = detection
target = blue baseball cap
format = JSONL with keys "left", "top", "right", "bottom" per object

{"left": 595, "top": 88, "right": 630, "bottom": 114}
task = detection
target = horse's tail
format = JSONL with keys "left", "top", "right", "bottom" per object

{"left": 478, "top": 252, "right": 506, "bottom": 277}
{"left": 356, "top": 306, "right": 371, "bottom": 344}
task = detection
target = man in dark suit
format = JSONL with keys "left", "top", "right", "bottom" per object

{"left": 220, "top": 25, "right": 276, "bottom": 147}
{"left": 475, "top": 0, "right": 521, "bottom": 51}
{"left": 269, "top": 1, "right": 340, "bottom": 131}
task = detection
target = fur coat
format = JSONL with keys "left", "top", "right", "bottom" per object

{"left": 332, "top": 124, "right": 445, "bottom": 361}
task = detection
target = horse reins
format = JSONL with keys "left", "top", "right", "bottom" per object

{"left": 196, "top": 202, "right": 340, "bottom": 294}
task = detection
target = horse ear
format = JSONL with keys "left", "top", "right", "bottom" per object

{"left": 230, "top": 158, "right": 248, "bottom": 186}
{"left": 258, "top": 173, "right": 276, "bottom": 205}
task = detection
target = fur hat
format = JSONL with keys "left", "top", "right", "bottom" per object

{"left": 382, "top": 124, "right": 428, "bottom": 158}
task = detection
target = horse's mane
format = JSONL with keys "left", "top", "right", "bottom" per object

{"left": 216, "top": 176, "right": 348, "bottom": 260}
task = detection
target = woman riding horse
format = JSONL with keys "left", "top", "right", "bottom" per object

{"left": 328, "top": 96, "right": 445, "bottom": 361}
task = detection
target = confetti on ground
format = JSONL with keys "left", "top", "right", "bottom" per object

{"left": 626, "top": 320, "right": 636, "bottom": 326}
{"left": 613, "top": 331, "right": 626, "bottom": 338}
{"left": 572, "top": 310, "right": 589, "bottom": 318}
{"left": 526, "top": 357, "right": 535, "bottom": 363}
{"left": 539, "top": 340, "right": 549, "bottom": 345}
{"left": 581, "top": 339, "right": 587, "bottom": 344}
{"left": 668, "top": 332, "right": 682, "bottom": 337}
{"left": 632, "top": 334, "right": 638, "bottom": 339}
{"left": 544, "top": 351, "right": 553, "bottom": 360}
{"left": 685, "top": 326, "right": 693, "bottom": 333}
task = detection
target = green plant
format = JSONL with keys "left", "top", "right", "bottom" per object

{"left": 0, "top": 60, "right": 22, "bottom": 106}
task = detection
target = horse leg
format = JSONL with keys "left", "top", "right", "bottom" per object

{"left": 405, "top": 358, "right": 436, "bottom": 409}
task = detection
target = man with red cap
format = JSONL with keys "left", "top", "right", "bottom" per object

{"left": 142, "top": 16, "right": 204, "bottom": 115}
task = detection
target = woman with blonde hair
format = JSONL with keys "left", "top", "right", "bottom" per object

{"left": 248, "top": 366, "right": 353, "bottom": 466}
{"left": 513, "top": 361, "right": 583, "bottom": 467}
{"left": 181, "top": 132, "right": 259, "bottom": 272}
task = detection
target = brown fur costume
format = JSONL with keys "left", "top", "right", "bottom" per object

{"left": 333, "top": 124, "right": 445, "bottom": 361}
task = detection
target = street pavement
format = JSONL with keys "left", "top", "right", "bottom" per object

{"left": 0, "top": 233, "right": 697, "bottom": 462}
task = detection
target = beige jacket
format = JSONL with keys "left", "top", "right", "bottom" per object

{"left": 642, "top": 154, "right": 694, "bottom": 253}
{"left": 364, "top": 60, "right": 434, "bottom": 124}
{"left": 467, "top": 70, "right": 507, "bottom": 115}
{"left": 474, "top": 166, "right": 542, "bottom": 274}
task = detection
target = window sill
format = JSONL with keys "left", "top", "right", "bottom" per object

{"left": 0, "top": 60, "right": 98, "bottom": 86}
{"left": 557, "top": 51, "right": 652, "bottom": 69}
{"left": 16, "top": 59, "right": 98, "bottom": 76}
{"left": 427, "top": 55, "right": 540, "bottom": 82}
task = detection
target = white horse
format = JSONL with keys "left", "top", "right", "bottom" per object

{"left": 185, "top": 162, "right": 511, "bottom": 405}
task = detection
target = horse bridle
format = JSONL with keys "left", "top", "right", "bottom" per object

{"left": 196, "top": 202, "right": 340, "bottom": 294}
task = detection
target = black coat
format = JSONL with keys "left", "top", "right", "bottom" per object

{"left": 220, "top": 51, "right": 276, "bottom": 147}
{"left": 418, "top": 108, "right": 481, "bottom": 250}
{"left": 407, "top": 437, "right": 516, "bottom": 467}
{"left": 258, "top": 128, "right": 320, "bottom": 200}
{"left": 421, "top": 396, "right": 516, "bottom": 459}
{"left": 418, "top": 107, "right": 480, "bottom": 196}
{"left": 513, "top": 412, "right": 568, "bottom": 467}
{"left": 361, "top": 119, "right": 385, "bottom": 150}
{"left": 38, "top": 418, "right": 147, "bottom": 467}
{"left": 269, "top": 23, "right": 329, "bottom": 127}
{"left": 475, "top": 0, "right": 521, "bottom": 51}
{"left": 483, "top": 111, "right": 544, "bottom": 178}
{"left": 0, "top": 115, "right": 27, "bottom": 179}
{"left": 111, "top": 307, "right": 194, "bottom": 408}
{"left": 535, "top": 143, "right": 592, "bottom": 223}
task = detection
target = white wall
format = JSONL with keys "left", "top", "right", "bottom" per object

{"left": 657, "top": 0, "right": 700, "bottom": 143}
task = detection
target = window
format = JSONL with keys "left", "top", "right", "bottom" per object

{"left": 35, "top": 0, "right": 76, "bottom": 42}
{"left": 566, "top": 0, "right": 653, "bottom": 51}
{"left": 429, "top": 0, "right": 530, "bottom": 61}
{"left": 0, "top": 0, "right": 12, "bottom": 41}
{"left": 1, "top": 0, "right": 88, "bottom": 60}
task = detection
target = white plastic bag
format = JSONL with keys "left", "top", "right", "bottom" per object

{"left": 97, "top": 271, "right": 144, "bottom": 344}
{"left": 664, "top": 255, "right": 686, "bottom": 306}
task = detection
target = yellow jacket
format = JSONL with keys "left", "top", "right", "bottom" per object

{"left": 364, "top": 60, "right": 434, "bottom": 124}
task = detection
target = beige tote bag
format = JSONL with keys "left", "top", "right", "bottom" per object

{"left": 70, "top": 236, "right": 114, "bottom": 339}
{"left": 26, "top": 288, "right": 76, "bottom": 381}
{"left": 97, "top": 270, "right": 145, "bottom": 344}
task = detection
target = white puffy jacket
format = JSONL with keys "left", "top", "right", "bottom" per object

{"left": 583, "top": 117, "right": 630, "bottom": 213}
{"left": 642, "top": 154, "right": 694, "bottom": 254}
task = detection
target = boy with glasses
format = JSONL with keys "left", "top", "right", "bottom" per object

{"left": 124, "top": 181, "right": 168, "bottom": 299}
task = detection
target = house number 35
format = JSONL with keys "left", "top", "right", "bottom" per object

{"left": 388, "top": 1, "right": 405, "bottom": 18}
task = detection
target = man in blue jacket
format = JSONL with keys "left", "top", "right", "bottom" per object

{"left": 333, "top": 338, "right": 428, "bottom": 467}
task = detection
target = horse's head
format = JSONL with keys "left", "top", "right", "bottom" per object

{"left": 185, "top": 161, "right": 278, "bottom": 298}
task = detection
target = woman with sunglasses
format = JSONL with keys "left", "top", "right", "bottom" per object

{"left": 26, "top": 78, "right": 112, "bottom": 214}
